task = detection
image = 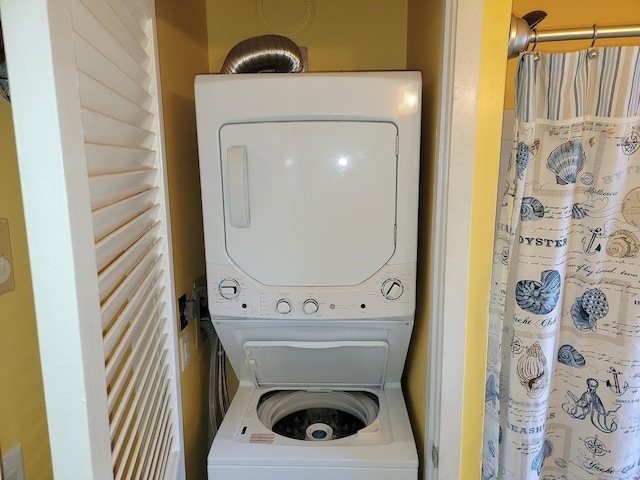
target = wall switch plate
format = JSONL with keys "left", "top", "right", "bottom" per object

{"left": 2, "top": 444, "right": 26, "bottom": 480}
{"left": 0, "top": 218, "right": 16, "bottom": 296}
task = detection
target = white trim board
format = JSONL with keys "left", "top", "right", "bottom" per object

{"left": 424, "top": 0, "right": 486, "bottom": 478}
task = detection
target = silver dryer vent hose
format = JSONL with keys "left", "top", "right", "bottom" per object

{"left": 220, "top": 34, "right": 304, "bottom": 74}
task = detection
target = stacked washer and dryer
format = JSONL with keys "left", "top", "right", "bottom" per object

{"left": 194, "top": 71, "right": 422, "bottom": 480}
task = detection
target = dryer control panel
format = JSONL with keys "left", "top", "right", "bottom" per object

{"left": 207, "top": 262, "right": 416, "bottom": 320}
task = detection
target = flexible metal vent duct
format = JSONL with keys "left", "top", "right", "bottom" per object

{"left": 221, "top": 34, "right": 304, "bottom": 74}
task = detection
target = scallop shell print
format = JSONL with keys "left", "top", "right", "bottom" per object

{"left": 546, "top": 140, "right": 586, "bottom": 185}
{"left": 515, "top": 142, "right": 530, "bottom": 180}
{"left": 515, "top": 270, "right": 561, "bottom": 315}
{"left": 606, "top": 230, "right": 640, "bottom": 258}
{"left": 517, "top": 341, "right": 549, "bottom": 398}
{"left": 521, "top": 197, "right": 545, "bottom": 222}
{"left": 571, "top": 203, "right": 588, "bottom": 219}
{"left": 557, "top": 344, "right": 586, "bottom": 368}
{"left": 571, "top": 288, "right": 609, "bottom": 332}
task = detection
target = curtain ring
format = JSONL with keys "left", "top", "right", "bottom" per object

{"left": 588, "top": 24, "right": 599, "bottom": 58}
{"left": 530, "top": 29, "right": 539, "bottom": 52}
{"left": 590, "top": 24, "right": 598, "bottom": 48}
{"left": 529, "top": 29, "right": 540, "bottom": 60}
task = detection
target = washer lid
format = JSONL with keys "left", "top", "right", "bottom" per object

{"left": 243, "top": 340, "right": 389, "bottom": 388}
{"left": 219, "top": 120, "right": 398, "bottom": 287}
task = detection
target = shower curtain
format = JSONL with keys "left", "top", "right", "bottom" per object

{"left": 483, "top": 46, "right": 640, "bottom": 480}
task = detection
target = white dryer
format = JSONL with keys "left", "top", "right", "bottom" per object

{"left": 194, "top": 71, "right": 422, "bottom": 480}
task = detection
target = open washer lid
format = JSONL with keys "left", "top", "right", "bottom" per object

{"left": 243, "top": 340, "right": 389, "bottom": 388}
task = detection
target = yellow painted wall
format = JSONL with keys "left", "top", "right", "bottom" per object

{"left": 155, "top": 2, "right": 211, "bottom": 479}
{"left": 206, "top": 0, "right": 408, "bottom": 72}
{"left": 0, "top": 102, "right": 52, "bottom": 478}
{"left": 464, "top": 1, "right": 512, "bottom": 478}
{"left": 405, "top": 0, "right": 444, "bottom": 476}
{"left": 505, "top": 0, "right": 640, "bottom": 109}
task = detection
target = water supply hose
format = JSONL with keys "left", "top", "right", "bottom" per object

{"left": 201, "top": 317, "right": 230, "bottom": 443}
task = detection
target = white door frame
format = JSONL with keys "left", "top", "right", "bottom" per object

{"left": 424, "top": 0, "right": 489, "bottom": 478}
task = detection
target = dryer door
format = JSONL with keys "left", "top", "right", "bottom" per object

{"left": 219, "top": 121, "right": 398, "bottom": 287}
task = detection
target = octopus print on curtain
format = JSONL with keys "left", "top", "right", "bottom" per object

{"left": 483, "top": 46, "right": 640, "bottom": 480}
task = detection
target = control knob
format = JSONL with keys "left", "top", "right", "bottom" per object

{"left": 218, "top": 279, "right": 240, "bottom": 299}
{"left": 276, "top": 299, "right": 292, "bottom": 314}
{"left": 303, "top": 299, "right": 319, "bottom": 315}
{"left": 381, "top": 278, "right": 404, "bottom": 300}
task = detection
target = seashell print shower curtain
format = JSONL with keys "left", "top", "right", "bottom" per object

{"left": 483, "top": 46, "right": 640, "bottom": 480}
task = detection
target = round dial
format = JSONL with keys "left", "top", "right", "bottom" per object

{"left": 218, "top": 279, "right": 240, "bottom": 299}
{"left": 276, "top": 299, "right": 292, "bottom": 314}
{"left": 303, "top": 299, "right": 319, "bottom": 315}
{"left": 381, "top": 278, "right": 404, "bottom": 300}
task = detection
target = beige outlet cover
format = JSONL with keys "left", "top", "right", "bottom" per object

{"left": 0, "top": 218, "right": 16, "bottom": 295}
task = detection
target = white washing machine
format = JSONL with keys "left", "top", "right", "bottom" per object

{"left": 194, "top": 71, "right": 422, "bottom": 480}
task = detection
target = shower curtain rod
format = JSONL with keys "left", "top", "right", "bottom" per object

{"left": 508, "top": 14, "right": 640, "bottom": 58}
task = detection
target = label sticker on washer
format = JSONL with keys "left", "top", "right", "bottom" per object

{"left": 250, "top": 433, "right": 276, "bottom": 444}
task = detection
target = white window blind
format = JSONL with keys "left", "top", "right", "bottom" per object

{"left": 1, "top": 0, "right": 185, "bottom": 478}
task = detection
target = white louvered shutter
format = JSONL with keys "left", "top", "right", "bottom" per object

{"left": 1, "top": 0, "right": 185, "bottom": 478}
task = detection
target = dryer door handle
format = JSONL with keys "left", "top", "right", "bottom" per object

{"left": 226, "top": 146, "right": 250, "bottom": 228}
